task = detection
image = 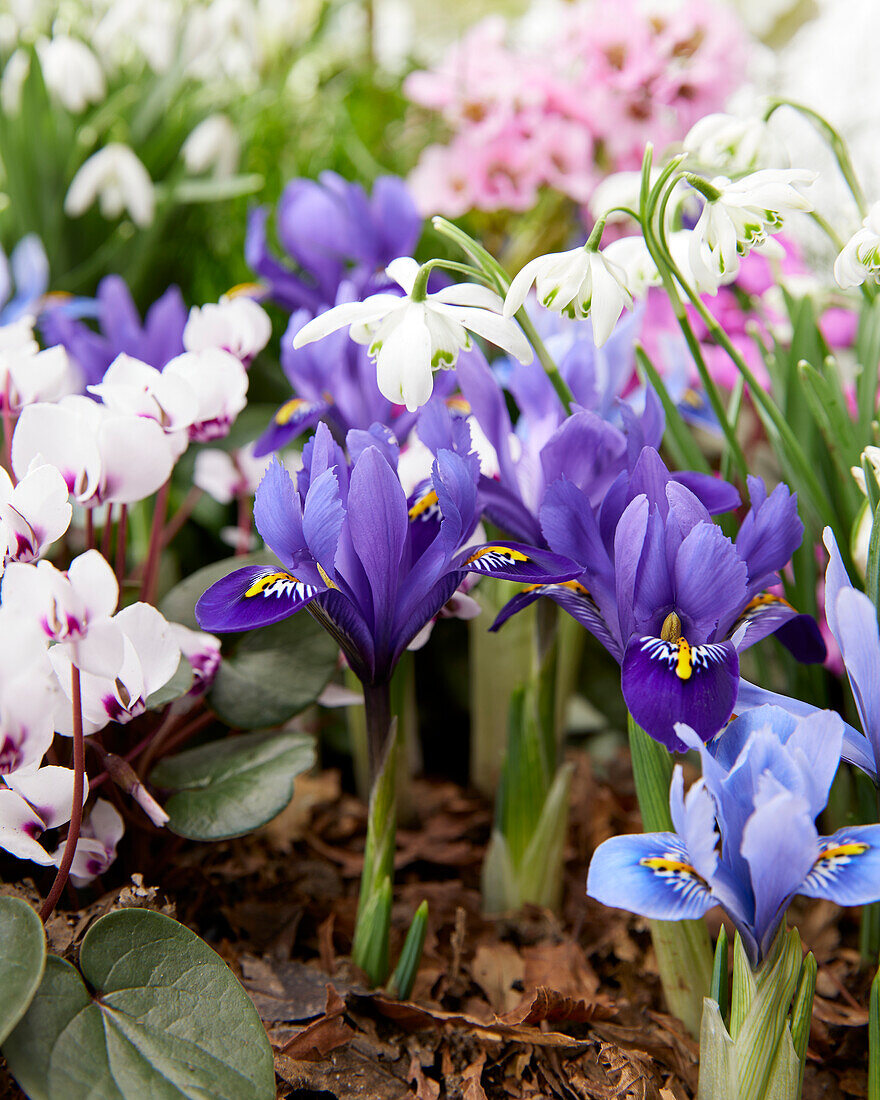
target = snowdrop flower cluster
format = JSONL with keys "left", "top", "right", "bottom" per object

{"left": 683, "top": 111, "right": 789, "bottom": 175}
{"left": 35, "top": 35, "right": 106, "bottom": 114}
{"left": 834, "top": 202, "right": 880, "bottom": 289}
{"left": 181, "top": 113, "right": 241, "bottom": 179}
{"left": 405, "top": 0, "right": 746, "bottom": 217}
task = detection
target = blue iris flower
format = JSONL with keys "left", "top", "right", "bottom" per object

{"left": 0, "top": 235, "right": 49, "bottom": 324}
{"left": 196, "top": 421, "right": 580, "bottom": 687}
{"left": 40, "top": 274, "right": 187, "bottom": 387}
{"left": 588, "top": 705, "right": 880, "bottom": 967}
{"left": 492, "top": 448, "right": 825, "bottom": 749}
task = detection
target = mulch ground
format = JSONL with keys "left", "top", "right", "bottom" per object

{"left": 0, "top": 748, "right": 872, "bottom": 1099}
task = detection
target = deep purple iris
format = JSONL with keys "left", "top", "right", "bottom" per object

{"left": 492, "top": 447, "right": 825, "bottom": 749}
{"left": 196, "top": 421, "right": 580, "bottom": 688}
{"left": 246, "top": 173, "right": 422, "bottom": 314}
{"left": 40, "top": 275, "right": 187, "bottom": 387}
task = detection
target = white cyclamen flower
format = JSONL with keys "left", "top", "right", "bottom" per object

{"left": 683, "top": 112, "right": 788, "bottom": 175}
{"left": 36, "top": 35, "right": 106, "bottom": 113}
{"left": 687, "top": 169, "right": 816, "bottom": 294}
{"left": 65, "top": 144, "right": 155, "bottom": 228}
{"left": 54, "top": 799, "right": 124, "bottom": 886}
{"left": 1, "top": 766, "right": 86, "bottom": 866}
{"left": 0, "top": 318, "right": 74, "bottom": 409}
{"left": 0, "top": 463, "right": 72, "bottom": 569}
{"left": 504, "top": 246, "right": 633, "bottom": 346}
{"left": 834, "top": 202, "right": 880, "bottom": 289}
{"left": 183, "top": 293, "right": 271, "bottom": 364}
{"left": 293, "top": 256, "right": 533, "bottom": 412}
{"left": 181, "top": 114, "right": 240, "bottom": 178}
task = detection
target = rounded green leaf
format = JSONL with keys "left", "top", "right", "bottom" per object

{"left": 207, "top": 612, "right": 338, "bottom": 729}
{"left": 0, "top": 897, "right": 46, "bottom": 1044}
{"left": 150, "top": 728, "right": 316, "bottom": 840}
{"left": 2, "top": 909, "right": 275, "bottom": 1100}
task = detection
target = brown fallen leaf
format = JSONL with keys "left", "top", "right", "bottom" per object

{"left": 502, "top": 986, "right": 613, "bottom": 1028}
{"left": 471, "top": 942, "right": 526, "bottom": 1014}
{"left": 279, "top": 985, "right": 355, "bottom": 1060}
{"left": 461, "top": 1049, "right": 488, "bottom": 1100}
{"left": 240, "top": 955, "right": 330, "bottom": 1022}
{"left": 408, "top": 1054, "right": 441, "bottom": 1100}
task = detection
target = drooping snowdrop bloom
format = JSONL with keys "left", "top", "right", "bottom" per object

{"left": 162, "top": 349, "right": 248, "bottom": 442}
{"left": 2, "top": 550, "right": 124, "bottom": 677}
{"left": 40, "top": 275, "right": 187, "bottom": 388}
{"left": 0, "top": 765, "right": 87, "bottom": 866}
{"left": 493, "top": 449, "right": 824, "bottom": 749}
{"left": 12, "top": 395, "right": 175, "bottom": 506}
{"left": 0, "top": 611, "right": 61, "bottom": 775}
{"left": 50, "top": 603, "right": 181, "bottom": 735}
{"left": 683, "top": 112, "right": 788, "bottom": 174}
{"left": 0, "top": 317, "right": 74, "bottom": 409}
{"left": 293, "top": 257, "right": 532, "bottom": 412}
{"left": 589, "top": 706, "right": 880, "bottom": 966}
{"left": 168, "top": 623, "right": 221, "bottom": 699}
{"left": 834, "top": 202, "right": 880, "bottom": 289}
{"left": 56, "top": 798, "right": 124, "bottom": 887}
{"left": 36, "top": 35, "right": 106, "bottom": 113}
{"left": 602, "top": 236, "right": 660, "bottom": 301}
{"left": 193, "top": 444, "right": 270, "bottom": 505}
{"left": 687, "top": 169, "right": 815, "bottom": 294}
{"left": 65, "top": 143, "right": 155, "bottom": 228}
{"left": 196, "top": 421, "right": 578, "bottom": 689}
{"left": 503, "top": 243, "right": 633, "bottom": 346}
{"left": 183, "top": 292, "right": 271, "bottom": 365}
{"left": 88, "top": 353, "right": 197, "bottom": 457}
{"left": 181, "top": 113, "right": 240, "bottom": 178}
{"left": 0, "top": 462, "right": 72, "bottom": 569}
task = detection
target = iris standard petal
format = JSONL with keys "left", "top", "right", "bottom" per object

{"left": 195, "top": 565, "right": 322, "bottom": 633}
{"left": 622, "top": 635, "right": 738, "bottom": 750}
{"left": 673, "top": 521, "right": 749, "bottom": 636}
{"left": 253, "top": 457, "right": 306, "bottom": 569}
{"left": 302, "top": 466, "right": 344, "bottom": 581}
{"left": 587, "top": 831, "right": 715, "bottom": 921}
{"left": 835, "top": 586, "right": 880, "bottom": 755}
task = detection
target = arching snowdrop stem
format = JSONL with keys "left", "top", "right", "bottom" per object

{"left": 39, "top": 665, "right": 84, "bottom": 923}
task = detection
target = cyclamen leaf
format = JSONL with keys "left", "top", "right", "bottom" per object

{"left": 2, "top": 909, "right": 274, "bottom": 1100}
{"left": 151, "top": 728, "right": 316, "bottom": 840}
{"left": 0, "top": 897, "right": 46, "bottom": 1044}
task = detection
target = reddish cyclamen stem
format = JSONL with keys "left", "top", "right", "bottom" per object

{"left": 141, "top": 479, "right": 171, "bottom": 604}
{"left": 39, "top": 665, "right": 85, "bottom": 923}
{"left": 115, "top": 504, "right": 128, "bottom": 586}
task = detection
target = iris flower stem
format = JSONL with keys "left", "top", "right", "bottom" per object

{"left": 363, "top": 679, "right": 393, "bottom": 787}
{"left": 628, "top": 713, "right": 713, "bottom": 1037}
{"left": 39, "top": 666, "right": 84, "bottom": 923}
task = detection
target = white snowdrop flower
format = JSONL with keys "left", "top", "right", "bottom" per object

{"left": 602, "top": 236, "right": 660, "bottom": 301}
{"left": 183, "top": 293, "right": 271, "bottom": 364}
{"left": 687, "top": 169, "right": 815, "bottom": 295}
{"left": 588, "top": 171, "right": 649, "bottom": 224}
{"left": 834, "top": 202, "right": 880, "bottom": 289}
{"left": 182, "top": 113, "right": 240, "bottom": 178}
{"left": 294, "top": 256, "right": 533, "bottom": 412}
{"left": 684, "top": 112, "right": 788, "bottom": 175}
{"left": 504, "top": 244, "right": 633, "bottom": 346}
{"left": 36, "top": 35, "right": 106, "bottom": 114}
{"left": 1, "top": 49, "right": 29, "bottom": 116}
{"left": 92, "top": 0, "right": 180, "bottom": 74}
{"left": 65, "top": 144, "right": 155, "bottom": 228}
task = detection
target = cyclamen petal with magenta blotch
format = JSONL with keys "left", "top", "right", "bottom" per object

{"left": 587, "top": 830, "right": 715, "bottom": 922}
{"left": 622, "top": 635, "right": 738, "bottom": 750}
{"left": 195, "top": 565, "right": 323, "bottom": 633}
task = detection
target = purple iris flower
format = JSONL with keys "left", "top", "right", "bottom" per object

{"left": 252, "top": 289, "right": 454, "bottom": 456}
{"left": 492, "top": 448, "right": 825, "bottom": 749}
{"left": 40, "top": 275, "right": 187, "bottom": 387}
{"left": 196, "top": 420, "right": 580, "bottom": 687}
{"left": 246, "top": 173, "right": 422, "bottom": 314}
{"left": 737, "top": 527, "right": 880, "bottom": 781}
{"left": 0, "top": 236, "right": 49, "bottom": 324}
{"left": 588, "top": 705, "right": 880, "bottom": 967}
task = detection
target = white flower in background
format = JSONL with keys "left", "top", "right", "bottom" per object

{"left": 181, "top": 113, "right": 240, "bottom": 178}
{"left": 162, "top": 348, "right": 249, "bottom": 441}
{"left": 588, "top": 171, "right": 650, "bottom": 224}
{"left": 1, "top": 765, "right": 86, "bottom": 865}
{"left": 0, "top": 319, "right": 74, "bottom": 409}
{"left": 65, "top": 144, "right": 155, "bottom": 228}
{"left": 168, "top": 622, "right": 221, "bottom": 699}
{"left": 687, "top": 169, "right": 816, "bottom": 294}
{"left": 834, "top": 202, "right": 880, "bottom": 288}
{"left": 88, "top": 353, "right": 198, "bottom": 457}
{"left": 0, "top": 463, "right": 72, "bottom": 569}
{"left": 36, "top": 35, "right": 106, "bottom": 113}
{"left": 504, "top": 245, "right": 633, "bottom": 345}
{"left": 92, "top": 0, "right": 180, "bottom": 74}
{"left": 1, "top": 49, "right": 29, "bottom": 115}
{"left": 183, "top": 293, "right": 271, "bottom": 364}
{"left": 193, "top": 443, "right": 270, "bottom": 504}
{"left": 0, "top": 611, "right": 61, "bottom": 775}
{"left": 183, "top": 0, "right": 262, "bottom": 87}
{"left": 602, "top": 236, "right": 660, "bottom": 301}
{"left": 294, "top": 256, "right": 533, "bottom": 412}
{"left": 55, "top": 799, "right": 124, "bottom": 886}
{"left": 12, "top": 395, "right": 175, "bottom": 507}
{"left": 684, "top": 112, "right": 789, "bottom": 175}
{"left": 50, "top": 602, "right": 181, "bottom": 735}
{"left": 3, "top": 550, "right": 124, "bottom": 677}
